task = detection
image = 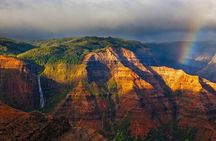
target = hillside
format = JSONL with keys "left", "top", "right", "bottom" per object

{"left": 0, "top": 38, "right": 35, "bottom": 55}
{"left": 198, "top": 54, "right": 216, "bottom": 82}
{"left": 18, "top": 37, "right": 147, "bottom": 65}
{"left": 54, "top": 46, "right": 216, "bottom": 141}
{"left": 17, "top": 37, "right": 156, "bottom": 113}
{"left": 0, "top": 55, "right": 40, "bottom": 111}
{"left": 147, "top": 41, "right": 216, "bottom": 76}
{"left": 0, "top": 102, "right": 71, "bottom": 141}
{"left": 0, "top": 37, "right": 216, "bottom": 140}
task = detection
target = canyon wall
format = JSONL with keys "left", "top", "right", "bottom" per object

{"left": 0, "top": 55, "right": 39, "bottom": 111}
{"left": 54, "top": 47, "right": 216, "bottom": 140}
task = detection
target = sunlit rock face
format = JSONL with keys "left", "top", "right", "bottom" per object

{"left": 42, "top": 63, "right": 79, "bottom": 84}
{"left": 0, "top": 55, "right": 39, "bottom": 111}
{"left": 2, "top": 37, "right": 216, "bottom": 140}
{"left": 152, "top": 66, "right": 216, "bottom": 140}
{"left": 54, "top": 47, "right": 216, "bottom": 140}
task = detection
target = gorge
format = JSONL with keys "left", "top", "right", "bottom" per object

{"left": 1, "top": 37, "right": 216, "bottom": 141}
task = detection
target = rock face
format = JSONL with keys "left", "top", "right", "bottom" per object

{"left": 2, "top": 37, "right": 216, "bottom": 140}
{"left": 0, "top": 55, "right": 39, "bottom": 111}
{"left": 147, "top": 41, "right": 216, "bottom": 82}
{"left": 198, "top": 54, "right": 216, "bottom": 82}
{"left": 0, "top": 102, "right": 71, "bottom": 141}
{"left": 54, "top": 47, "right": 216, "bottom": 140}
{"left": 42, "top": 63, "right": 78, "bottom": 84}
{"left": 58, "top": 127, "right": 108, "bottom": 141}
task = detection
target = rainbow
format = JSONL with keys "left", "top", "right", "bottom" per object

{"left": 178, "top": 17, "right": 205, "bottom": 64}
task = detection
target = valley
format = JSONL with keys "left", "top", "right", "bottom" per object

{"left": 1, "top": 37, "right": 216, "bottom": 140}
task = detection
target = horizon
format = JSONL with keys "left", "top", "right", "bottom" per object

{"left": 1, "top": 35, "right": 216, "bottom": 44}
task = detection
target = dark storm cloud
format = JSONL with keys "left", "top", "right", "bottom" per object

{"left": 0, "top": 0, "right": 216, "bottom": 41}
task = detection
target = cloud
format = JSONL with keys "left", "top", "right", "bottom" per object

{"left": 0, "top": 0, "right": 216, "bottom": 41}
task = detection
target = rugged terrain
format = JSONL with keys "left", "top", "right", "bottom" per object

{"left": 147, "top": 41, "right": 216, "bottom": 82}
{"left": 0, "top": 102, "right": 71, "bottom": 141}
{"left": 0, "top": 37, "right": 35, "bottom": 55}
{"left": 0, "top": 55, "right": 40, "bottom": 111}
{"left": 0, "top": 37, "right": 216, "bottom": 140}
{"left": 55, "top": 46, "right": 216, "bottom": 141}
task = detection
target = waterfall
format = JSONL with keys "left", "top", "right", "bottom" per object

{"left": 37, "top": 75, "right": 45, "bottom": 108}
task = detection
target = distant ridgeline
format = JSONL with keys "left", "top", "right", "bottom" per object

{"left": 0, "top": 37, "right": 35, "bottom": 55}
{"left": 17, "top": 36, "right": 148, "bottom": 65}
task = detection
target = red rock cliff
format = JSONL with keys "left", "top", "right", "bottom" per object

{"left": 0, "top": 55, "right": 39, "bottom": 111}
{"left": 54, "top": 47, "right": 216, "bottom": 140}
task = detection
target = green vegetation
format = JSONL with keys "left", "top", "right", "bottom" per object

{"left": 139, "top": 121, "right": 196, "bottom": 141}
{"left": 113, "top": 115, "right": 133, "bottom": 141}
{"left": 105, "top": 117, "right": 196, "bottom": 141}
{"left": 41, "top": 89, "right": 70, "bottom": 113}
{"left": 0, "top": 37, "right": 35, "bottom": 55}
{"left": 88, "top": 82, "right": 100, "bottom": 96}
{"left": 107, "top": 78, "right": 118, "bottom": 93}
{"left": 0, "top": 36, "right": 147, "bottom": 65}
{"left": 18, "top": 36, "right": 147, "bottom": 66}
{"left": 0, "top": 36, "right": 147, "bottom": 113}
{"left": 134, "top": 122, "right": 196, "bottom": 141}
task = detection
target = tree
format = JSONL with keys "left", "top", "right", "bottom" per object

{"left": 113, "top": 115, "right": 133, "bottom": 141}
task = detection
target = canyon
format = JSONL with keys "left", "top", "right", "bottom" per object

{"left": 55, "top": 47, "right": 216, "bottom": 141}
{"left": 1, "top": 37, "right": 216, "bottom": 140}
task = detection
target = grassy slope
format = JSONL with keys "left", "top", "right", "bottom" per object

{"left": 0, "top": 37, "right": 35, "bottom": 55}
{"left": 18, "top": 36, "right": 146, "bottom": 66}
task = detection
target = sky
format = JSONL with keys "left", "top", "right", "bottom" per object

{"left": 0, "top": 0, "right": 216, "bottom": 42}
